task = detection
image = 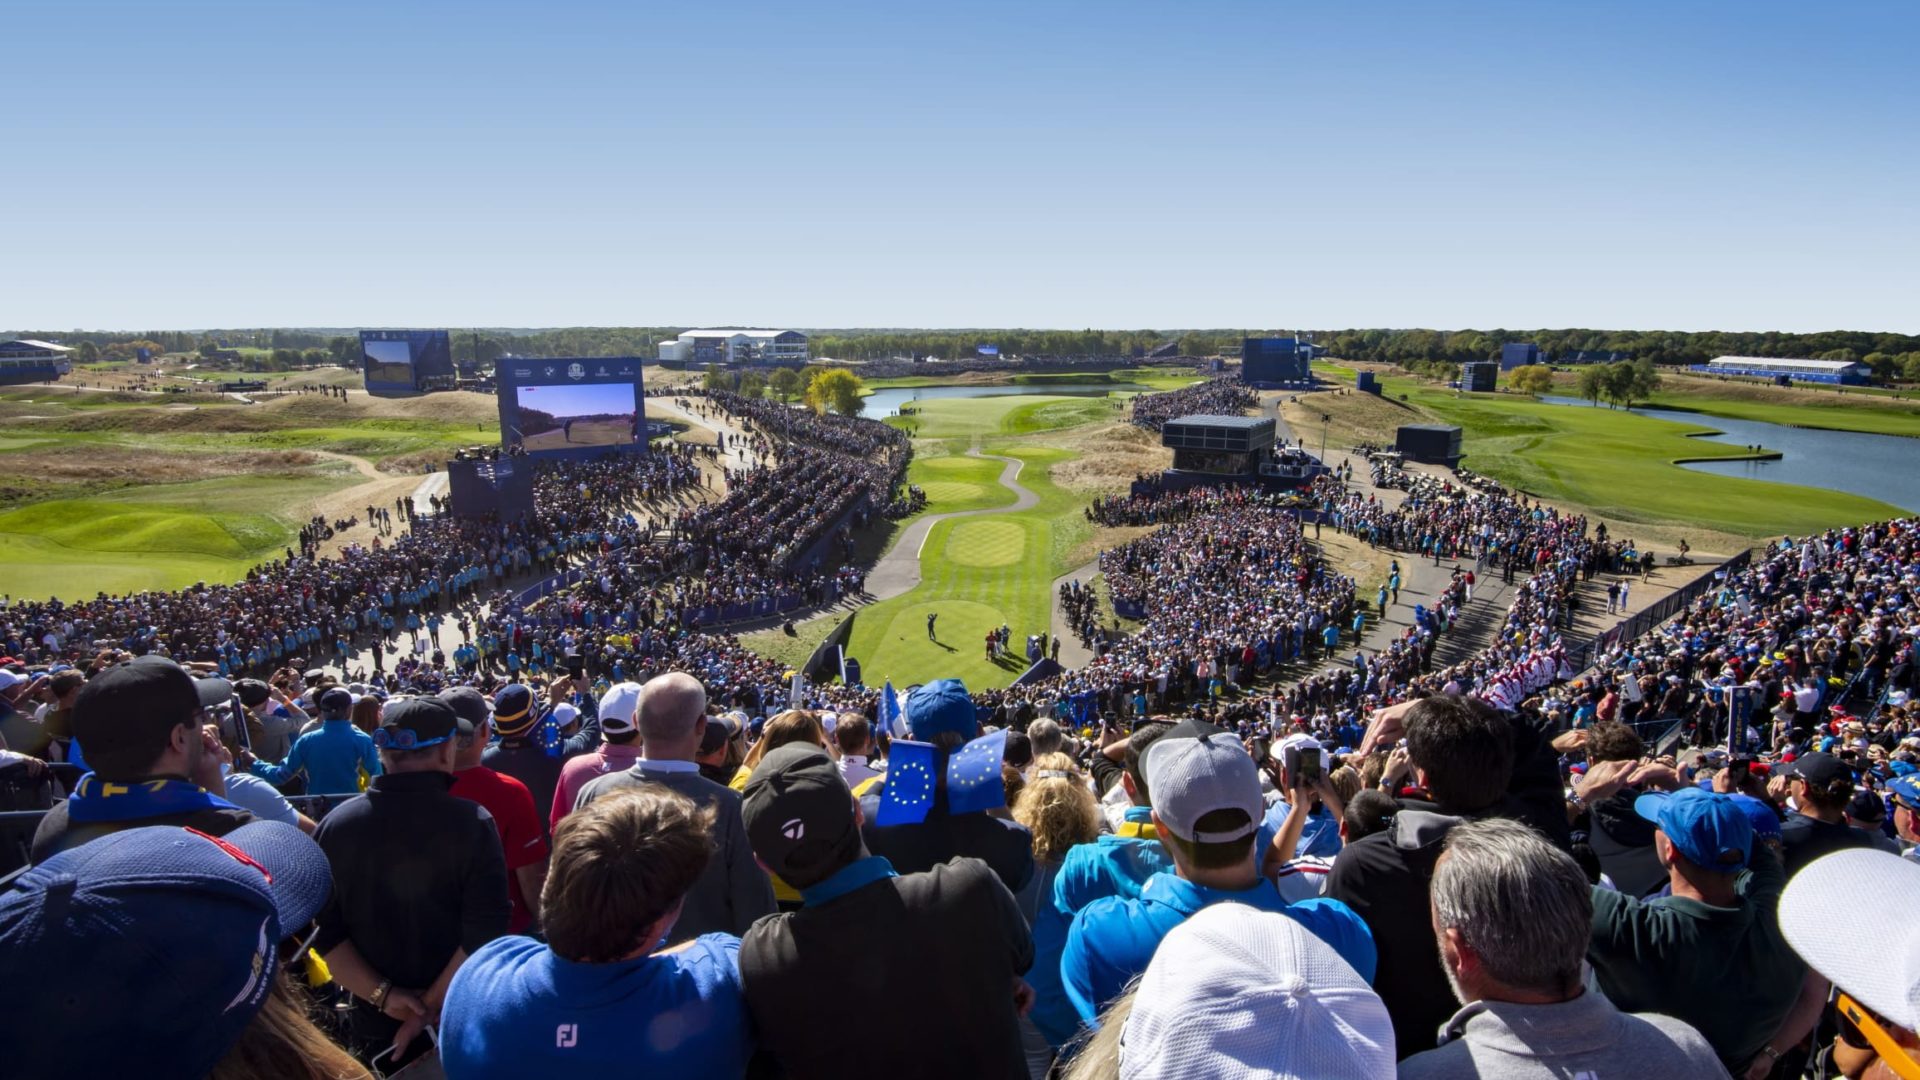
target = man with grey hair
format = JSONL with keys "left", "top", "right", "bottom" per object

{"left": 574, "top": 671, "right": 775, "bottom": 941}
{"left": 1027, "top": 717, "right": 1064, "bottom": 760}
{"left": 1399, "top": 819, "right": 1728, "bottom": 1079}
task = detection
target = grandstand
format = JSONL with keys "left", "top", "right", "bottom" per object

{"left": 1700, "top": 355, "right": 1870, "bottom": 384}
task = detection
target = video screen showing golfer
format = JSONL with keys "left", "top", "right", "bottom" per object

{"left": 513, "top": 383, "right": 640, "bottom": 451}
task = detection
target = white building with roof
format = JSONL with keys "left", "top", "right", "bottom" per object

{"left": 1703, "top": 355, "right": 1869, "bottom": 384}
{"left": 658, "top": 329, "right": 808, "bottom": 366}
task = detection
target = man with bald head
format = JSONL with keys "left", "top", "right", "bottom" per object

{"left": 573, "top": 672, "right": 775, "bottom": 941}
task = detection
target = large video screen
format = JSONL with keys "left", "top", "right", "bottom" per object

{"left": 363, "top": 339, "right": 415, "bottom": 386}
{"left": 511, "top": 382, "right": 641, "bottom": 451}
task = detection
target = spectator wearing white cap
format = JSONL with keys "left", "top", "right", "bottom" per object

{"left": 1400, "top": 819, "right": 1728, "bottom": 1079}
{"left": 1779, "top": 848, "right": 1920, "bottom": 1080}
{"left": 549, "top": 682, "right": 645, "bottom": 831}
{"left": 1061, "top": 719, "right": 1375, "bottom": 1026}
{"left": 1065, "top": 901, "right": 1395, "bottom": 1080}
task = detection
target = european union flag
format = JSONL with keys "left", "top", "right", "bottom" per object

{"left": 878, "top": 680, "right": 905, "bottom": 738}
{"left": 539, "top": 710, "right": 563, "bottom": 757}
{"left": 946, "top": 728, "right": 1008, "bottom": 815}
{"left": 878, "top": 739, "right": 938, "bottom": 826}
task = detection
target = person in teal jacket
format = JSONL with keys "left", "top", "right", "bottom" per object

{"left": 243, "top": 687, "right": 379, "bottom": 795}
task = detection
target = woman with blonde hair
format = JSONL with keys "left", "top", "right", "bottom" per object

{"left": 729, "top": 710, "right": 831, "bottom": 792}
{"left": 1014, "top": 753, "right": 1101, "bottom": 870}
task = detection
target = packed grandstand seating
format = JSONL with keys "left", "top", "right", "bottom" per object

{"left": 3, "top": 387, "right": 1917, "bottom": 1078}
{"left": 1127, "top": 375, "right": 1258, "bottom": 431}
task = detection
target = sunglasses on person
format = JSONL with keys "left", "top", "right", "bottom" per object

{"left": 1836, "top": 992, "right": 1920, "bottom": 1080}
{"left": 371, "top": 727, "right": 449, "bottom": 750}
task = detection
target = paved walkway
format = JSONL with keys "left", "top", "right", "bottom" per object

{"left": 1047, "top": 560, "right": 1102, "bottom": 669}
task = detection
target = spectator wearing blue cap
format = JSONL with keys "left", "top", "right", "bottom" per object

{"left": 0, "top": 821, "right": 366, "bottom": 1080}
{"left": 1585, "top": 785, "right": 1804, "bottom": 1075}
{"left": 241, "top": 686, "right": 380, "bottom": 796}
{"left": 860, "top": 678, "right": 1036, "bottom": 895}
{"left": 1887, "top": 774, "right": 1920, "bottom": 865}
{"left": 1062, "top": 719, "right": 1374, "bottom": 1027}
{"left": 441, "top": 785, "right": 753, "bottom": 1079}
{"left": 313, "top": 695, "right": 511, "bottom": 1069}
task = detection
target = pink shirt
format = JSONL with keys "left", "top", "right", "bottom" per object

{"left": 549, "top": 743, "right": 645, "bottom": 829}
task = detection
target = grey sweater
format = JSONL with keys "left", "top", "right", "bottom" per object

{"left": 574, "top": 760, "right": 777, "bottom": 943}
{"left": 1398, "top": 989, "right": 1731, "bottom": 1080}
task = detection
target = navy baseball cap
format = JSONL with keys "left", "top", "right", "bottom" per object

{"left": 0, "top": 821, "right": 332, "bottom": 1079}
{"left": 1886, "top": 774, "right": 1920, "bottom": 811}
{"left": 905, "top": 678, "right": 977, "bottom": 741}
{"left": 318, "top": 686, "right": 354, "bottom": 713}
{"left": 1635, "top": 787, "right": 1753, "bottom": 873}
{"left": 376, "top": 696, "right": 470, "bottom": 750}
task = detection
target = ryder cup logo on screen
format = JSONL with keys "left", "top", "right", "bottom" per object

{"left": 567, "top": 362, "right": 586, "bottom": 380}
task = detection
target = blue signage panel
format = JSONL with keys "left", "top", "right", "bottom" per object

{"left": 360, "top": 329, "right": 453, "bottom": 392}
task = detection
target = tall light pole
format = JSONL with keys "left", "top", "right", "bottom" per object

{"left": 1319, "top": 413, "right": 1331, "bottom": 460}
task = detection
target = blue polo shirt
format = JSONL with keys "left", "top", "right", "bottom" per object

{"left": 1028, "top": 807, "right": 1172, "bottom": 1047}
{"left": 441, "top": 933, "right": 752, "bottom": 1080}
{"left": 1062, "top": 872, "right": 1375, "bottom": 1024}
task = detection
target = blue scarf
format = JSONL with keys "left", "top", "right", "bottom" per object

{"left": 65, "top": 774, "right": 243, "bottom": 824}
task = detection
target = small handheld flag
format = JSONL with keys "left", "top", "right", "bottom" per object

{"left": 877, "top": 739, "right": 938, "bottom": 826}
{"left": 946, "top": 728, "right": 1008, "bottom": 815}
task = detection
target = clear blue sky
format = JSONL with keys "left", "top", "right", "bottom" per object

{"left": 6, "top": 1, "right": 1914, "bottom": 332}
{"left": 515, "top": 382, "right": 635, "bottom": 419}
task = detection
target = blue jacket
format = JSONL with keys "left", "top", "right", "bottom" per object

{"left": 1062, "top": 871, "right": 1376, "bottom": 1024}
{"left": 1028, "top": 807, "right": 1172, "bottom": 1046}
{"left": 251, "top": 719, "right": 379, "bottom": 795}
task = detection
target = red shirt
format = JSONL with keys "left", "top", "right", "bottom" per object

{"left": 450, "top": 765, "right": 549, "bottom": 933}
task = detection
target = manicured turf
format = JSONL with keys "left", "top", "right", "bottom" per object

{"left": 1639, "top": 388, "right": 1920, "bottom": 438}
{"left": 884, "top": 393, "right": 1129, "bottom": 441}
{"left": 1373, "top": 376, "right": 1903, "bottom": 537}
{"left": 846, "top": 443, "right": 1083, "bottom": 689}
{"left": 906, "top": 455, "right": 1016, "bottom": 514}
{"left": 0, "top": 475, "right": 353, "bottom": 599}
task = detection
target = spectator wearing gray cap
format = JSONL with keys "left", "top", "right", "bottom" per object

{"left": 1399, "top": 819, "right": 1728, "bottom": 1079}
{"left": 739, "top": 742, "right": 1035, "bottom": 1080}
{"left": 1061, "top": 719, "right": 1375, "bottom": 1027}
{"left": 240, "top": 685, "right": 380, "bottom": 796}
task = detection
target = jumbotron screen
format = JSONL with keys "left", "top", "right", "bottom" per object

{"left": 510, "top": 382, "right": 640, "bottom": 451}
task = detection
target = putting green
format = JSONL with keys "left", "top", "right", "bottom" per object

{"left": 918, "top": 481, "right": 988, "bottom": 505}
{"left": 945, "top": 519, "right": 1026, "bottom": 567}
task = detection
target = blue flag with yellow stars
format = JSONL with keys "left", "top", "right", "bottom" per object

{"left": 877, "top": 739, "right": 938, "bottom": 826}
{"left": 947, "top": 728, "right": 1008, "bottom": 815}
{"left": 539, "top": 710, "right": 563, "bottom": 757}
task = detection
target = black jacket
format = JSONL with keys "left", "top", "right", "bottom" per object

{"left": 741, "top": 857, "right": 1033, "bottom": 1080}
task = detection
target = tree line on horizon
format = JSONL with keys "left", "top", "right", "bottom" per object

{"left": 13, "top": 325, "right": 1920, "bottom": 381}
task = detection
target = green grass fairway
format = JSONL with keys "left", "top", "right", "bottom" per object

{"left": 907, "top": 455, "right": 1015, "bottom": 514}
{"left": 885, "top": 393, "right": 1130, "bottom": 441}
{"left": 1377, "top": 376, "right": 1902, "bottom": 537}
{"left": 0, "top": 475, "right": 352, "bottom": 599}
{"left": 847, "top": 445, "right": 1082, "bottom": 689}
{"left": 1639, "top": 388, "right": 1920, "bottom": 438}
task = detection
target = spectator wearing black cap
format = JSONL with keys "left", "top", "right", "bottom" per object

{"left": 1845, "top": 786, "right": 1902, "bottom": 854}
{"left": 234, "top": 677, "right": 307, "bottom": 764}
{"left": 739, "top": 743, "right": 1035, "bottom": 1080}
{"left": 240, "top": 686, "right": 379, "bottom": 796}
{"left": 0, "top": 821, "right": 367, "bottom": 1080}
{"left": 443, "top": 686, "right": 549, "bottom": 935}
{"left": 573, "top": 672, "right": 775, "bottom": 943}
{"left": 860, "top": 678, "right": 1036, "bottom": 896}
{"left": 31, "top": 656, "right": 254, "bottom": 863}
{"left": 313, "top": 695, "right": 511, "bottom": 1068}
{"left": 1777, "top": 751, "right": 1875, "bottom": 876}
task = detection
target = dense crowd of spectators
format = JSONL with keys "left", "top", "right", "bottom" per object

{"left": 1126, "top": 375, "right": 1257, "bottom": 431}
{"left": 4, "top": 368, "right": 1918, "bottom": 1078}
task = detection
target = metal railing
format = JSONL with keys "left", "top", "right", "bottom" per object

{"left": 1561, "top": 550, "right": 1753, "bottom": 676}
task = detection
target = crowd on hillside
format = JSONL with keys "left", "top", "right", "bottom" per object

{"left": 4, "top": 520, "right": 1917, "bottom": 1079}
{"left": 7, "top": 359, "right": 1920, "bottom": 1077}
{"left": 1126, "top": 375, "right": 1257, "bottom": 431}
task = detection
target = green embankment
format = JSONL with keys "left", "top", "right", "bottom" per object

{"left": 1368, "top": 374, "right": 1903, "bottom": 537}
